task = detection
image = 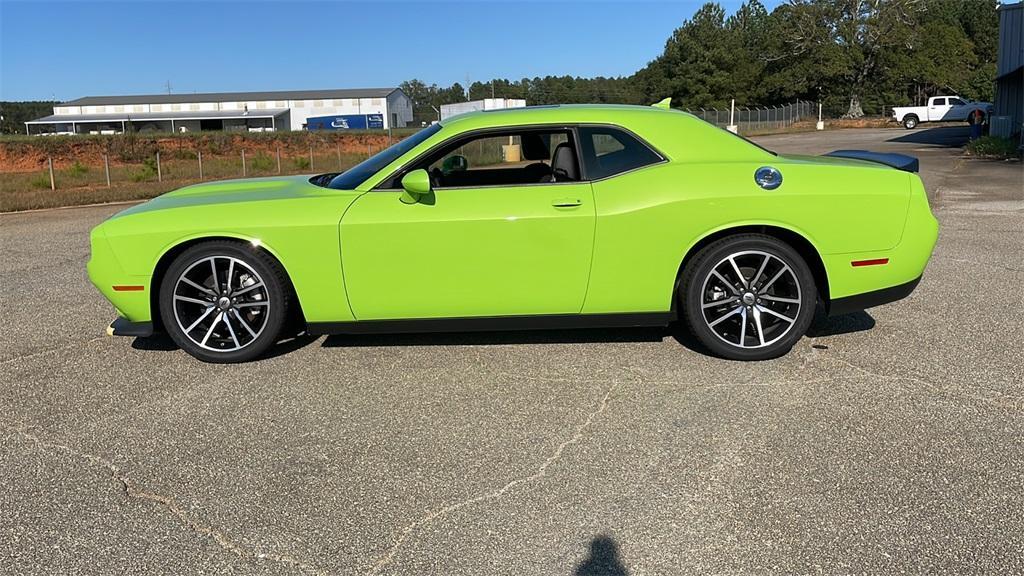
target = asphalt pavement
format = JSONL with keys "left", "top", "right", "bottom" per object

{"left": 2, "top": 126, "right": 1022, "bottom": 575}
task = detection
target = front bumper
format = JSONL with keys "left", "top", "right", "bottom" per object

{"left": 88, "top": 225, "right": 152, "bottom": 322}
{"left": 107, "top": 317, "right": 154, "bottom": 337}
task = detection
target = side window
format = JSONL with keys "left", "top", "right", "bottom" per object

{"left": 949, "top": 98, "right": 966, "bottom": 106}
{"left": 579, "top": 126, "right": 661, "bottom": 180}
{"left": 932, "top": 98, "right": 946, "bottom": 106}
{"left": 392, "top": 129, "right": 578, "bottom": 189}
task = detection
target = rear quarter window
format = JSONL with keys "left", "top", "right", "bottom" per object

{"left": 579, "top": 126, "right": 661, "bottom": 180}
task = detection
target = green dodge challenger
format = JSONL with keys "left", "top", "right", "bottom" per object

{"left": 88, "top": 104, "right": 938, "bottom": 363}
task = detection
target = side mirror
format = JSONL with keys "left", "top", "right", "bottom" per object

{"left": 399, "top": 169, "right": 431, "bottom": 204}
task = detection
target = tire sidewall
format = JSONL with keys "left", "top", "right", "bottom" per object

{"left": 681, "top": 235, "right": 817, "bottom": 361}
{"left": 159, "top": 241, "right": 287, "bottom": 363}
{"left": 904, "top": 115, "right": 918, "bottom": 129}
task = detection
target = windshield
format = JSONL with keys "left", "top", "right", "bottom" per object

{"left": 328, "top": 123, "right": 442, "bottom": 190}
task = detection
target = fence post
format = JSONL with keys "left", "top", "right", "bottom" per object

{"left": 309, "top": 144, "right": 314, "bottom": 170}
{"left": 337, "top": 143, "right": 342, "bottom": 169}
{"left": 156, "top": 151, "right": 162, "bottom": 182}
{"left": 103, "top": 154, "right": 111, "bottom": 187}
{"left": 276, "top": 146, "right": 281, "bottom": 174}
{"left": 48, "top": 156, "right": 55, "bottom": 190}
{"left": 242, "top": 150, "right": 247, "bottom": 177}
{"left": 198, "top": 150, "right": 204, "bottom": 179}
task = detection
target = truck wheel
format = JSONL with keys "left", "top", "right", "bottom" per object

{"left": 903, "top": 115, "right": 919, "bottom": 129}
{"left": 967, "top": 111, "right": 984, "bottom": 125}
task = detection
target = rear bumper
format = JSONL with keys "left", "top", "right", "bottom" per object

{"left": 106, "top": 317, "right": 154, "bottom": 337}
{"left": 828, "top": 275, "right": 921, "bottom": 316}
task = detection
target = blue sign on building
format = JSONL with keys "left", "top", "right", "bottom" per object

{"left": 306, "top": 114, "right": 384, "bottom": 131}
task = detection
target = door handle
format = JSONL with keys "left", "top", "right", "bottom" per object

{"left": 551, "top": 198, "right": 582, "bottom": 207}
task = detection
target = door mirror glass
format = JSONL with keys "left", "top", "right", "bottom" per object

{"left": 400, "top": 169, "right": 432, "bottom": 203}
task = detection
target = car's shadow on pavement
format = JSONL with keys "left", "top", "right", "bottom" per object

{"left": 130, "top": 332, "right": 321, "bottom": 360}
{"left": 807, "top": 310, "right": 876, "bottom": 338}
{"left": 128, "top": 311, "right": 875, "bottom": 359}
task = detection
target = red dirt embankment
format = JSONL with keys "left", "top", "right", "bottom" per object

{"left": 0, "top": 131, "right": 406, "bottom": 173}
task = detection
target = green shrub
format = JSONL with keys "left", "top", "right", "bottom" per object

{"left": 68, "top": 160, "right": 89, "bottom": 175}
{"left": 30, "top": 172, "right": 52, "bottom": 189}
{"left": 292, "top": 156, "right": 311, "bottom": 170}
{"left": 966, "top": 136, "right": 1020, "bottom": 159}
{"left": 250, "top": 153, "right": 275, "bottom": 171}
{"left": 132, "top": 157, "right": 158, "bottom": 182}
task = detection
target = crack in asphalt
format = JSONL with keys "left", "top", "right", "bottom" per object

{"left": 933, "top": 255, "right": 1024, "bottom": 275}
{"left": 812, "top": 351, "right": 1023, "bottom": 411}
{"left": 6, "top": 424, "right": 329, "bottom": 576}
{"left": 0, "top": 336, "right": 108, "bottom": 366}
{"left": 366, "top": 378, "right": 623, "bottom": 575}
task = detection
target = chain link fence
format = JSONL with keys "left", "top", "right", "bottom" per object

{"left": 681, "top": 100, "right": 818, "bottom": 132}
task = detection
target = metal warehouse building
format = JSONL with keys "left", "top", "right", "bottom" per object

{"left": 994, "top": 1, "right": 1023, "bottom": 145}
{"left": 24, "top": 87, "right": 413, "bottom": 135}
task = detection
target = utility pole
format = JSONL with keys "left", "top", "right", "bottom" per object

{"left": 164, "top": 80, "right": 172, "bottom": 94}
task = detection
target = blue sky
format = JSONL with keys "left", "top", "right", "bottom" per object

{"left": 1, "top": 1, "right": 783, "bottom": 101}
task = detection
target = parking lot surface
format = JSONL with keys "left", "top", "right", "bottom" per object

{"left": 2, "top": 126, "right": 1022, "bottom": 575}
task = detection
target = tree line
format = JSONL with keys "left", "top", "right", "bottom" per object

{"left": 401, "top": 0, "right": 999, "bottom": 123}
{"left": 2, "top": 1, "right": 999, "bottom": 133}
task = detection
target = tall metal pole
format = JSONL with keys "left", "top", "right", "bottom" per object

{"left": 241, "top": 149, "right": 247, "bottom": 177}
{"left": 156, "top": 151, "right": 162, "bottom": 182}
{"left": 48, "top": 156, "right": 55, "bottom": 190}
{"left": 104, "top": 154, "right": 110, "bottom": 187}
{"left": 276, "top": 146, "right": 281, "bottom": 174}
{"left": 198, "top": 150, "right": 204, "bottom": 179}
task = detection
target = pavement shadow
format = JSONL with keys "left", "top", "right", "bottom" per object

{"left": 886, "top": 126, "right": 969, "bottom": 147}
{"left": 807, "top": 310, "right": 876, "bottom": 338}
{"left": 575, "top": 535, "right": 629, "bottom": 576}
{"left": 129, "top": 333, "right": 320, "bottom": 360}
{"left": 321, "top": 326, "right": 669, "bottom": 348}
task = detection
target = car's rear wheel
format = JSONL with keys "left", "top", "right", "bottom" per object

{"left": 681, "top": 234, "right": 816, "bottom": 361}
{"left": 158, "top": 241, "right": 289, "bottom": 363}
{"left": 903, "top": 114, "right": 919, "bottom": 129}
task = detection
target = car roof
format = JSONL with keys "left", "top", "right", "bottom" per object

{"left": 440, "top": 103, "right": 685, "bottom": 130}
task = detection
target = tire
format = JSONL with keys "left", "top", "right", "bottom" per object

{"left": 158, "top": 240, "right": 290, "bottom": 363}
{"left": 967, "top": 110, "right": 984, "bottom": 125}
{"left": 903, "top": 115, "right": 918, "bottom": 129}
{"left": 680, "top": 234, "right": 817, "bottom": 361}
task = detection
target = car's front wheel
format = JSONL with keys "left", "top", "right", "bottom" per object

{"left": 681, "top": 234, "right": 816, "bottom": 361}
{"left": 158, "top": 241, "right": 290, "bottom": 363}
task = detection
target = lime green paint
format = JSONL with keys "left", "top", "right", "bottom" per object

{"left": 87, "top": 104, "right": 938, "bottom": 326}
{"left": 399, "top": 169, "right": 431, "bottom": 204}
{"left": 341, "top": 182, "right": 595, "bottom": 319}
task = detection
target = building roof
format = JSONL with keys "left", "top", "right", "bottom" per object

{"left": 26, "top": 109, "right": 289, "bottom": 124}
{"left": 61, "top": 88, "right": 399, "bottom": 106}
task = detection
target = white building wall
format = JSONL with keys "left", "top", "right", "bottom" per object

{"left": 48, "top": 90, "right": 410, "bottom": 131}
{"left": 286, "top": 96, "right": 393, "bottom": 130}
{"left": 387, "top": 90, "right": 413, "bottom": 128}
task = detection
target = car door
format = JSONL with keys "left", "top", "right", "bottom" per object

{"left": 340, "top": 127, "right": 596, "bottom": 320}
{"left": 928, "top": 97, "right": 951, "bottom": 121}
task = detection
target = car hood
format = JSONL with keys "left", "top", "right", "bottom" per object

{"left": 111, "top": 175, "right": 346, "bottom": 219}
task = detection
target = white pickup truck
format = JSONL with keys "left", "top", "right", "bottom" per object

{"left": 892, "top": 96, "right": 993, "bottom": 129}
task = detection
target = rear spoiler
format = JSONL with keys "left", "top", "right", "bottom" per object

{"left": 825, "top": 150, "right": 919, "bottom": 173}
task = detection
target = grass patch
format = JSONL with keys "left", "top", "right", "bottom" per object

{"left": 29, "top": 172, "right": 51, "bottom": 189}
{"left": 965, "top": 136, "right": 1020, "bottom": 159}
